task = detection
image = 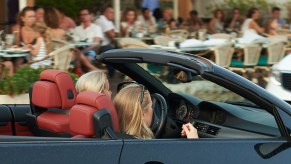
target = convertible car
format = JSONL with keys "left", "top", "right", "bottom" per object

{"left": 0, "top": 49, "right": 291, "bottom": 164}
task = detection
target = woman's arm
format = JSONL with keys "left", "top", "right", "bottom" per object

{"left": 208, "top": 18, "right": 217, "bottom": 34}
{"left": 249, "top": 21, "right": 264, "bottom": 34}
{"left": 28, "top": 37, "right": 43, "bottom": 57}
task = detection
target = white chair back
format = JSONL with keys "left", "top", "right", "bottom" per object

{"left": 48, "top": 45, "right": 74, "bottom": 71}
{"left": 211, "top": 44, "right": 234, "bottom": 67}
{"left": 243, "top": 44, "right": 262, "bottom": 66}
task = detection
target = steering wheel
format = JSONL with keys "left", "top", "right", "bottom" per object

{"left": 150, "top": 93, "right": 168, "bottom": 138}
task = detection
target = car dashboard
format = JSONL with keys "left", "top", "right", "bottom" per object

{"left": 168, "top": 93, "right": 280, "bottom": 138}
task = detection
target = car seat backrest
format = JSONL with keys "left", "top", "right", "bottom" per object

{"left": 70, "top": 91, "right": 119, "bottom": 137}
{"left": 32, "top": 69, "right": 77, "bottom": 110}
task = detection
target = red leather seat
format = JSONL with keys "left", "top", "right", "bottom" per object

{"left": 31, "top": 70, "right": 77, "bottom": 135}
{"left": 70, "top": 91, "right": 119, "bottom": 138}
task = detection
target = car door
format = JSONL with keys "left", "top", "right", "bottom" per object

{"left": 120, "top": 138, "right": 291, "bottom": 164}
{"left": 0, "top": 137, "right": 123, "bottom": 164}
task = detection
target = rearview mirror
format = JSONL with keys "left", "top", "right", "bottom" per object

{"left": 175, "top": 71, "right": 193, "bottom": 83}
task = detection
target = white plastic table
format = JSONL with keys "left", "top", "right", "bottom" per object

{"left": 68, "top": 41, "right": 99, "bottom": 48}
{"left": 0, "top": 52, "right": 29, "bottom": 58}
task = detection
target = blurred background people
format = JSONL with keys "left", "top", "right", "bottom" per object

{"left": 157, "top": 8, "right": 175, "bottom": 30}
{"left": 120, "top": 8, "right": 139, "bottom": 37}
{"left": 95, "top": 6, "right": 116, "bottom": 78}
{"left": 55, "top": 7, "right": 76, "bottom": 31}
{"left": 187, "top": 10, "right": 203, "bottom": 32}
{"left": 73, "top": 8, "right": 103, "bottom": 61}
{"left": 241, "top": 8, "right": 264, "bottom": 36}
{"left": 224, "top": 8, "right": 244, "bottom": 32}
{"left": 138, "top": 8, "right": 157, "bottom": 33}
{"left": 34, "top": 6, "right": 45, "bottom": 23}
{"left": 44, "top": 7, "right": 65, "bottom": 40}
{"left": 270, "top": 7, "right": 287, "bottom": 28}
{"left": 208, "top": 9, "right": 225, "bottom": 34}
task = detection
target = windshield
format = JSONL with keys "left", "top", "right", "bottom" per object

{"left": 140, "top": 64, "right": 256, "bottom": 106}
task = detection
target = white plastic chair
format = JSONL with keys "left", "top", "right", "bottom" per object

{"left": 210, "top": 44, "right": 234, "bottom": 67}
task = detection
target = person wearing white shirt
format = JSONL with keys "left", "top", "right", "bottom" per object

{"left": 95, "top": 7, "right": 116, "bottom": 48}
{"left": 74, "top": 8, "right": 103, "bottom": 61}
{"left": 95, "top": 6, "right": 116, "bottom": 77}
{"left": 137, "top": 8, "right": 157, "bottom": 33}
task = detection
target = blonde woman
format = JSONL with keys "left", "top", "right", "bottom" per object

{"left": 114, "top": 84, "right": 198, "bottom": 139}
{"left": 75, "top": 70, "right": 111, "bottom": 98}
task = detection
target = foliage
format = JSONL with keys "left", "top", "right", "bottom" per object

{"left": 35, "top": 0, "right": 112, "bottom": 20}
{"left": 206, "top": 0, "right": 279, "bottom": 17}
{"left": 0, "top": 66, "right": 78, "bottom": 96}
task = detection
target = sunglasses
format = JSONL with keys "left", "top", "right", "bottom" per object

{"left": 117, "top": 81, "right": 147, "bottom": 104}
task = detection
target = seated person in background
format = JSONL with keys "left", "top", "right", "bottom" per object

{"left": 265, "top": 18, "right": 279, "bottom": 35}
{"left": 44, "top": 7, "right": 65, "bottom": 40}
{"left": 187, "top": 10, "right": 203, "bottom": 32}
{"left": 55, "top": 7, "right": 76, "bottom": 31}
{"left": 137, "top": 8, "right": 157, "bottom": 33}
{"left": 113, "top": 83, "right": 199, "bottom": 139}
{"left": 168, "top": 19, "right": 178, "bottom": 30}
{"left": 95, "top": 6, "right": 117, "bottom": 78}
{"left": 95, "top": 6, "right": 116, "bottom": 52}
{"left": 30, "top": 21, "right": 52, "bottom": 69}
{"left": 75, "top": 70, "right": 111, "bottom": 97}
{"left": 265, "top": 18, "right": 291, "bottom": 37}
{"left": 73, "top": 8, "right": 103, "bottom": 61}
{"left": 44, "top": 7, "right": 97, "bottom": 72}
{"left": 270, "top": 7, "right": 287, "bottom": 29}
{"left": 208, "top": 9, "right": 225, "bottom": 34}
{"left": 120, "top": 8, "right": 141, "bottom": 37}
{"left": 34, "top": 6, "right": 45, "bottom": 24}
{"left": 224, "top": 8, "right": 244, "bottom": 32}
{"left": 15, "top": 7, "right": 50, "bottom": 70}
{"left": 157, "top": 8, "right": 176, "bottom": 30}
{"left": 241, "top": 8, "right": 264, "bottom": 36}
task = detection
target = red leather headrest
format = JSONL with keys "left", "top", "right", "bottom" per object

{"left": 70, "top": 91, "right": 119, "bottom": 136}
{"left": 70, "top": 104, "right": 97, "bottom": 137}
{"left": 76, "top": 91, "right": 119, "bottom": 132}
{"left": 32, "top": 81, "right": 62, "bottom": 108}
{"left": 33, "top": 70, "right": 77, "bottom": 109}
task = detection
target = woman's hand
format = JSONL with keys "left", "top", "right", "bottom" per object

{"left": 181, "top": 123, "right": 199, "bottom": 139}
{"left": 22, "top": 44, "right": 33, "bottom": 50}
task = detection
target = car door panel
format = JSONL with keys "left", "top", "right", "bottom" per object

{"left": 0, "top": 105, "right": 13, "bottom": 135}
{"left": 120, "top": 139, "right": 291, "bottom": 164}
{"left": 0, "top": 138, "right": 123, "bottom": 164}
{"left": 8, "top": 105, "right": 33, "bottom": 136}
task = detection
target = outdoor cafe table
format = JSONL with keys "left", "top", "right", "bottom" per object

{"left": 68, "top": 41, "right": 99, "bottom": 48}
{"left": 0, "top": 51, "right": 29, "bottom": 58}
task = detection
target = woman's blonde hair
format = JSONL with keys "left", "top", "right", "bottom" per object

{"left": 33, "top": 22, "right": 52, "bottom": 53}
{"left": 113, "top": 84, "right": 154, "bottom": 139}
{"left": 75, "top": 70, "right": 107, "bottom": 93}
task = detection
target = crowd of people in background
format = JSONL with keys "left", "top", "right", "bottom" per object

{"left": 1, "top": 1, "right": 290, "bottom": 78}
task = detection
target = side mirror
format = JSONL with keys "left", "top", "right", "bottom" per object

{"left": 175, "top": 71, "right": 193, "bottom": 83}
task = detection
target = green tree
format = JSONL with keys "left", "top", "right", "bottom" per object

{"left": 35, "top": 0, "right": 112, "bottom": 21}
